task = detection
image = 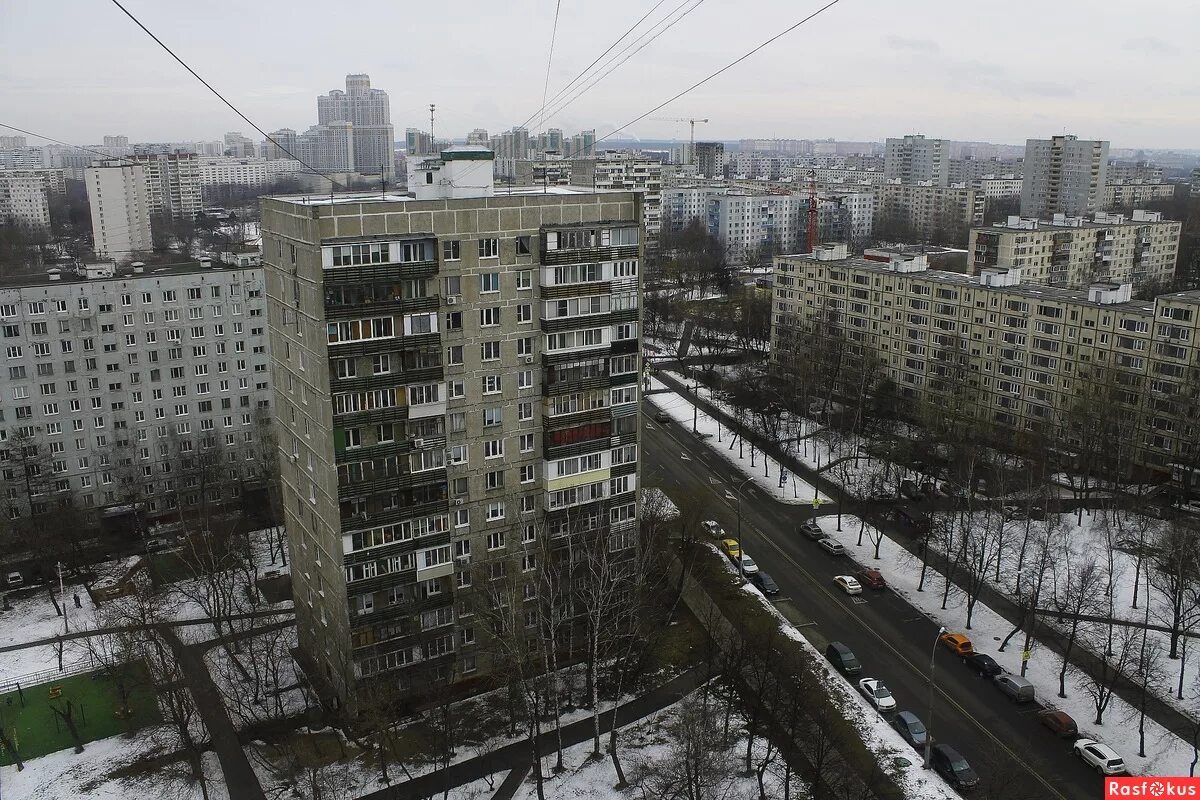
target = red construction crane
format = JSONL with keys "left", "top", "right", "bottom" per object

{"left": 807, "top": 170, "right": 819, "bottom": 254}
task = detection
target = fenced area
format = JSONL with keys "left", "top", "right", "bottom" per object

{"left": 0, "top": 661, "right": 161, "bottom": 765}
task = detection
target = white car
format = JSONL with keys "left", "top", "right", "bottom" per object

{"left": 818, "top": 538, "right": 846, "bottom": 556}
{"left": 857, "top": 678, "right": 897, "bottom": 713}
{"left": 701, "top": 520, "right": 726, "bottom": 539}
{"left": 834, "top": 575, "right": 862, "bottom": 595}
{"left": 1073, "top": 739, "right": 1126, "bottom": 775}
{"left": 737, "top": 553, "right": 760, "bottom": 576}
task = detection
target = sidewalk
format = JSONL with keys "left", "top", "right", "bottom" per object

{"left": 652, "top": 372, "right": 1200, "bottom": 740}
{"left": 364, "top": 665, "right": 706, "bottom": 800}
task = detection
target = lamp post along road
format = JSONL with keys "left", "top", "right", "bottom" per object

{"left": 733, "top": 476, "right": 755, "bottom": 579}
{"left": 925, "top": 626, "right": 946, "bottom": 769}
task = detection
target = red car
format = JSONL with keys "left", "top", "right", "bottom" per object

{"left": 858, "top": 569, "right": 886, "bottom": 590}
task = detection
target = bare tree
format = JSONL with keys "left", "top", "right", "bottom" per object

{"left": 1048, "top": 553, "right": 1104, "bottom": 698}
{"left": 1149, "top": 519, "right": 1200, "bottom": 659}
{"left": 1076, "top": 621, "right": 1139, "bottom": 725}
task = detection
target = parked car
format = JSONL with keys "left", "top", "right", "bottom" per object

{"left": 834, "top": 575, "right": 862, "bottom": 595}
{"left": 1003, "top": 505, "right": 1027, "bottom": 521}
{"left": 750, "top": 571, "right": 779, "bottom": 596}
{"left": 930, "top": 744, "right": 979, "bottom": 790}
{"left": 799, "top": 520, "right": 826, "bottom": 540}
{"left": 4, "top": 571, "right": 22, "bottom": 589}
{"left": 825, "top": 642, "right": 861, "bottom": 676}
{"left": 895, "top": 507, "right": 931, "bottom": 531}
{"left": 701, "top": 520, "right": 726, "bottom": 538}
{"left": 994, "top": 674, "right": 1036, "bottom": 703}
{"left": 858, "top": 569, "right": 886, "bottom": 590}
{"left": 1037, "top": 709, "right": 1078, "bottom": 739}
{"left": 857, "top": 678, "right": 897, "bottom": 713}
{"left": 145, "top": 536, "right": 174, "bottom": 553}
{"left": 939, "top": 631, "right": 974, "bottom": 656}
{"left": 899, "top": 480, "right": 922, "bottom": 501}
{"left": 890, "top": 711, "right": 928, "bottom": 750}
{"left": 1073, "top": 739, "right": 1126, "bottom": 775}
{"left": 737, "top": 553, "right": 760, "bottom": 576}
{"left": 654, "top": 410, "right": 672, "bottom": 423}
{"left": 1029, "top": 505, "right": 1047, "bottom": 521}
{"left": 720, "top": 539, "right": 741, "bottom": 559}
{"left": 818, "top": 538, "right": 846, "bottom": 556}
{"left": 962, "top": 652, "right": 1003, "bottom": 679}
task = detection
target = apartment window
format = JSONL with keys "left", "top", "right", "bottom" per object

{"left": 454, "top": 508, "right": 469, "bottom": 527}
{"left": 519, "top": 433, "right": 534, "bottom": 453}
{"left": 517, "top": 304, "right": 532, "bottom": 323}
{"left": 446, "top": 345, "right": 463, "bottom": 366}
{"left": 482, "top": 374, "right": 502, "bottom": 395}
{"left": 480, "top": 272, "right": 500, "bottom": 293}
{"left": 485, "top": 470, "right": 504, "bottom": 490}
{"left": 481, "top": 341, "right": 501, "bottom": 361}
{"left": 372, "top": 354, "right": 391, "bottom": 375}
{"left": 480, "top": 307, "right": 500, "bottom": 327}
{"left": 518, "top": 401, "right": 533, "bottom": 421}
{"left": 517, "top": 370, "right": 533, "bottom": 389}
{"left": 449, "top": 412, "right": 466, "bottom": 433}
{"left": 445, "top": 311, "right": 463, "bottom": 331}
{"left": 448, "top": 380, "right": 465, "bottom": 399}
{"left": 520, "top": 464, "right": 536, "bottom": 484}
{"left": 448, "top": 444, "right": 468, "bottom": 465}
{"left": 478, "top": 238, "right": 499, "bottom": 258}
{"left": 486, "top": 530, "right": 505, "bottom": 550}
{"left": 442, "top": 240, "right": 461, "bottom": 261}
{"left": 482, "top": 407, "right": 503, "bottom": 427}
{"left": 517, "top": 336, "right": 533, "bottom": 357}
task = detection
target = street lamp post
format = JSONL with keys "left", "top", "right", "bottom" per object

{"left": 733, "top": 476, "right": 754, "bottom": 579}
{"left": 925, "top": 626, "right": 946, "bottom": 769}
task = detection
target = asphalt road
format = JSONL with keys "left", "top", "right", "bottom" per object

{"left": 641, "top": 404, "right": 1107, "bottom": 800}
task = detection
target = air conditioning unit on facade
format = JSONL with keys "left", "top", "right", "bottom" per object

{"left": 454, "top": 498, "right": 464, "bottom": 506}
{"left": 412, "top": 438, "right": 426, "bottom": 449}
{"left": 446, "top": 296, "right": 457, "bottom": 305}
{"left": 523, "top": 356, "right": 534, "bottom": 364}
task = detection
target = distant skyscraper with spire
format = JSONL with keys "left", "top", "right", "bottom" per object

{"left": 315, "top": 74, "right": 394, "bottom": 178}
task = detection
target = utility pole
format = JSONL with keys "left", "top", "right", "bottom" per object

{"left": 57, "top": 561, "right": 69, "bottom": 634}
{"left": 429, "top": 104, "right": 436, "bottom": 154}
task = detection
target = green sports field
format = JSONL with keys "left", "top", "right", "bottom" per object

{"left": 0, "top": 662, "right": 161, "bottom": 765}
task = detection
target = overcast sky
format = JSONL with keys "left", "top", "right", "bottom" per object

{"left": 3, "top": 0, "right": 1197, "bottom": 150}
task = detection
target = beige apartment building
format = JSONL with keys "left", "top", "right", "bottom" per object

{"left": 874, "top": 181, "right": 984, "bottom": 245}
{"left": 261, "top": 148, "right": 644, "bottom": 711}
{"left": 968, "top": 211, "right": 1180, "bottom": 290}
{"left": 770, "top": 244, "right": 1200, "bottom": 475}
{"left": 1104, "top": 181, "right": 1177, "bottom": 210}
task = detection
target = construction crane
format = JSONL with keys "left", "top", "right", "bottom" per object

{"left": 807, "top": 170, "right": 819, "bottom": 254}
{"left": 652, "top": 117, "right": 709, "bottom": 165}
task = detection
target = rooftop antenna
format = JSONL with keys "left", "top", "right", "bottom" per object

{"left": 429, "top": 104, "right": 436, "bottom": 154}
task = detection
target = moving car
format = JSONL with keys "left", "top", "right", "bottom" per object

{"left": 994, "top": 674, "right": 1036, "bottom": 703}
{"left": 825, "top": 642, "right": 861, "bottom": 676}
{"left": 857, "top": 678, "right": 897, "bottom": 713}
{"left": 701, "top": 520, "right": 726, "bottom": 538}
{"left": 899, "top": 479, "right": 922, "bottom": 501}
{"left": 1073, "top": 739, "right": 1126, "bottom": 775}
{"left": 719, "top": 539, "right": 741, "bottom": 559}
{"left": 930, "top": 744, "right": 979, "bottom": 790}
{"left": 1037, "top": 709, "right": 1078, "bottom": 739}
{"left": 939, "top": 631, "right": 974, "bottom": 656}
{"left": 858, "top": 569, "right": 886, "bottom": 590}
{"left": 890, "top": 711, "right": 928, "bottom": 749}
{"left": 654, "top": 410, "right": 672, "bottom": 423}
{"left": 962, "top": 652, "right": 1003, "bottom": 679}
{"left": 818, "top": 538, "right": 846, "bottom": 556}
{"left": 4, "top": 571, "right": 22, "bottom": 589}
{"left": 751, "top": 571, "right": 779, "bottom": 596}
{"left": 799, "top": 520, "right": 826, "bottom": 540}
{"left": 737, "top": 553, "right": 760, "bottom": 576}
{"left": 833, "top": 575, "right": 862, "bottom": 595}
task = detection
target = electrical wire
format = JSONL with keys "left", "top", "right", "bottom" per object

{"left": 106, "top": 0, "right": 346, "bottom": 191}
{"left": 0, "top": 123, "right": 141, "bottom": 168}
{"left": 537, "top": 0, "right": 564, "bottom": 134}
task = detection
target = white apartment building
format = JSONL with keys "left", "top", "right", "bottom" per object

{"left": 1107, "top": 162, "right": 1163, "bottom": 183}
{"left": 571, "top": 155, "right": 663, "bottom": 241}
{"left": 0, "top": 172, "right": 51, "bottom": 235}
{"left": 0, "top": 262, "right": 272, "bottom": 522}
{"left": 949, "top": 158, "right": 1023, "bottom": 184}
{"left": 129, "top": 153, "right": 202, "bottom": 220}
{"left": 662, "top": 185, "right": 730, "bottom": 230}
{"left": 1021, "top": 135, "right": 1109, "bottom": 218}
{"left": 197, "top": 157, "right": 304, "bottom": 193}
{"left": 0, "top": 147, "right": 48, "bottom": 171}
{"left": 1104, "top": 181, "right": 1176, "bottom": 210}
{"left": 885, "top": 135, "right": 950, "bottom": 186}
{"left": 968, "top": 210, "right": 1180, "bottom": 289}
{"left": 971, "top": 175, "right": 1023, "bottom": 200}
{"left": 86, "top": 162, "right": 153, "bottom": 260}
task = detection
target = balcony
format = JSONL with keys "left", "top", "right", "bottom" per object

{"left": 337, "top": 466, "right": 448, "bottom": 500}
{"left": 322, "top": 260, "right": 438, "bottom": 285}
{"left": 540, "top": 244, "right": 639, "bottom": 266}
{"left": 324, "top": 294, "right": 440, "bottom": 321}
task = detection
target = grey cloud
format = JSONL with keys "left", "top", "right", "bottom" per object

{"left": 884, "top": 35, "right": 940, "bottom": 52}
{"left": 1123, "top": 36, "right": 1176, "bottom": 54}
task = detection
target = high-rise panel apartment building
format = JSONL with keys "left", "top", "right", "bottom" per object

{"left": 317, "top": 74, "right": 394, "bottom": 179}
{"left": 0, "top": 262, "right": 271, "bottom": 525}
{"left": 694, "top": 142, "right": 725, "bottom": 180}
{"left": 0, "top": 171, "right": 52, "bottom": 235}
{"left": 129, "top": 153, "right": 202, "bottom": 220}
{"left": 261, "top": 148, "right": 643, "bottom": 710}
{"left": 266, "top": 129, "right": 299, "bottom": 161}
{"left": 86, "top": 162, "right": 153, "bottom": 259}
{"left": 968, "top": 211, "right": 1180, "bottom": 289}
{"left": 1020, "top": 135, "right": 1109, "bottom": 218}
{"left": 571, "top": 155, "right": 662, "bottom": 243}
{"left": 874, "top": 181, "right": 983, "bottom": 246}
{"left": 884, "top": 135, "right": 950, "bottom": 186}
{"left": 770, "top": 245, "right": 1200, "bottom": 475}
{"left": 103, "top": 136, "right": 129, "bottom": 148}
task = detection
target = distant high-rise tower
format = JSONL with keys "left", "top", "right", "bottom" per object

{"left": 266, "top": 128, "right": 299, "bottom": 161}
{"left": 86, "top": 161, "right": 152, "bottom": 259}
{"left": 317, "top": 74, "right": 394, "bottom": 178}
{"left": 1021, "top": 135, "right": 1109, "bottom": 218}
{"left": 0, "top": 136, "right": 28, "bottom": 149}
{"left": 694, "top": 142, "right": 724, "bottom": 179}
{"left": 103, "top": 135, "right": 129, "bottom": 148}
{"left": 884, "top": 134, "right": 950, "bottom": 186}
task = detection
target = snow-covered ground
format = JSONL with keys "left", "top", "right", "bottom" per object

{"left": 813, "top": 515, "right": 1199, "bottom": 776}
{"left": 0, "top": 725, "right": 228, "bottom": 800}
{"left": 647, "top": 380, "right": 830, "bottom": 505}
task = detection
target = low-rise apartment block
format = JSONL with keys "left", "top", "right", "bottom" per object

{"left": 1104, "top": 181, "right": 1177, "bottom": 210}
{"left": 770, "top": 244, "right": 1200, "bottom": 474}
{"left": 262, "top": 148, "right": 643, "bottom": 711}
{"left": 968, "top": 211, "right": 1180, "bottom": 289}
{"left": 874, "top": 181, "right": 983, "bottom": 246}
{"left": 197, "top": 157, "right": 304, "bottom": 196}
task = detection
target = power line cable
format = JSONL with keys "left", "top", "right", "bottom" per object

{"left": 106, "top": 0, "right": 346, "bottom": 191}
{"left": 0, "top": 123, "right": 141, "bottom": 168}
{"left": 537, "top": 0, "right": 564, "bottom": 134}
{"left": 521, "top": 0, "right": 672, "bottom": 133}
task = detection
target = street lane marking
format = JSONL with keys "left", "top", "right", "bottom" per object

{"left": 852, "top": 597, "right": 868, "bottom": 605}
{"left": 680, "top": 452, "right": 691, "bottom": 461}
